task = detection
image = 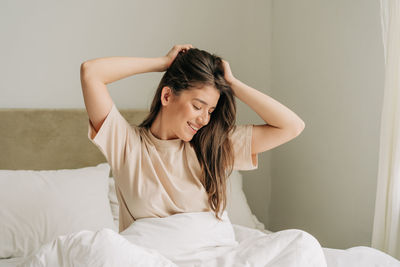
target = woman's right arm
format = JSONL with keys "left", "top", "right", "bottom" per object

{"left": 80, "top": 44, "right": 193, "bottom": 132}
{"left": 80, "top": 57, "right": 167, "bottom": 132}
{"left": 81, "top": 57, "right": 167, "bottom": 85}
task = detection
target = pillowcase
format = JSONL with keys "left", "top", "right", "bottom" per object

{"left": 0, "top": 163, "right": 116, "bottom": 258}
{"left": 108, "top": 170, "right": 265, "bottom": 231}
{"left": 226, "top": 170, "right": 259, "bottom": 229}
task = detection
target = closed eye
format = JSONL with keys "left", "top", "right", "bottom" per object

{"left": 193, "top": 104, "right": 213, "bottom": 115}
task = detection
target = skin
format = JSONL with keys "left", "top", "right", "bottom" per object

{"left": 150, "top": 85, "right": 220, "bottom": 142}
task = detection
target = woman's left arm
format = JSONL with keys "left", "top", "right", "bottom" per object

{"left": 222, "top": 60, "right": 305, "bottom": 155}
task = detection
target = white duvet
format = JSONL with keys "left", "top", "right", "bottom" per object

{"left": 17, "top": 211, "right": 398, "bottom": 267}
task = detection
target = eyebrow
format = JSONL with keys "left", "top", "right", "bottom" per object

{"left": 193, "top": 98, "right": 216, "bottom": 109}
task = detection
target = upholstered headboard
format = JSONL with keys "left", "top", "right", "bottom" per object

{"left": 0, "top": 107, "right": 148, "bottom": 172}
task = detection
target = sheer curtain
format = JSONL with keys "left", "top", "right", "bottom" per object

{"left": 371, "top": 0, "right": 400, "bottom": 260}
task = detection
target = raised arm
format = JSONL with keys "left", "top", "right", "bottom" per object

{"left": 80, "top": 44, "right": 193, "bottom": 133}
{"left": 80, "top": 57, "right": 166, "bottom": 132}
{"left": 221, "top": 60, "right": 305, "bottom": 157}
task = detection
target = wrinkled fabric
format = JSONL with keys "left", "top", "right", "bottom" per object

{"left": 20, "top": 211, "right": 328, "bottom": 267}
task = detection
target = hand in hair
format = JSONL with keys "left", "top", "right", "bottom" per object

{"left": 162, "top": 44, "right": 194, "bottom": 71}
{"left": 221, "top": 59, "right": 236, "bottom": 85}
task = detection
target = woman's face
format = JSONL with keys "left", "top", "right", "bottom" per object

{"left": 164, "top": 85, "right": 220, "bottom": 141}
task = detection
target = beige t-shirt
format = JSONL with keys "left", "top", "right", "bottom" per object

{"left": 88, "top": 103, "right": 258, "bottom": 232}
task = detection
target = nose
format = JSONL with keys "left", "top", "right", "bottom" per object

{"left": 196, "top": 111, "right": 209, "bottom": 126}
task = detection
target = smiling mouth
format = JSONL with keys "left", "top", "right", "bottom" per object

{"left": 187, "top": 122, "right": 199, "bottom": 133}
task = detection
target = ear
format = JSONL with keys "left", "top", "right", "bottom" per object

{"left": 160, "top": 86, "right": 174, "bottom": 106}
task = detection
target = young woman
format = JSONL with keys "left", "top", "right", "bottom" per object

{"left": 80, "top": 44, "right": 305, "bottom": 233}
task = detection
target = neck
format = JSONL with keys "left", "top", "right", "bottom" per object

{"left": 150, "top": 110, "right": 178, "bottom": 140}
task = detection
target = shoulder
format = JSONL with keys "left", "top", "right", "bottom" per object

{"left": 131, "top": 125, "right": 146, "bottom": 139}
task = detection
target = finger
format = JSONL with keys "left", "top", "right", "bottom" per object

{"left": 175, "top": 44, "right": 193, "bottom": 54}
{"left": 182, "top": 44, "right": 193, "bottom": 50}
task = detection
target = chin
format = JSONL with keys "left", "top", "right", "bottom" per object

{"left": 180, "top": 128, "right": 195, "bottom": 142}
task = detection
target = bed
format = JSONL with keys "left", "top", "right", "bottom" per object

{"left": 0, "top": 107, "right": 399, "bottom": 267}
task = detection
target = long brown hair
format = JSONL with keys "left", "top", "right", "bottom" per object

{"left": 139, "top": 48, "right": 236, "bottom": 221}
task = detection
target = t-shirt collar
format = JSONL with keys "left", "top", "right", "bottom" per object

{"left": 146, "top": 127, "right": 183, "bottom": 150}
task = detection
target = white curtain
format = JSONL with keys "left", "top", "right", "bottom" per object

{"left": 371, "top": 0, "right": 400, "bottom": 260}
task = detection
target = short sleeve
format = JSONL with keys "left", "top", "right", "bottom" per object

{"left": 230, "top": 124, "right": 258, "bottom": 171}
{"left": 87, "top": 103, "right": 140, "bottom": 176}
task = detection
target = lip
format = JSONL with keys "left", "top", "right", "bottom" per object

{"left": 187, "top": 122, "right": 199, "bottom": 133}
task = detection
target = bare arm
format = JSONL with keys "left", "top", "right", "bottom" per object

{"left": 80, "top": 57, "right": 166, "bottom": 133}
{"left": 80, "top": 44, "right": 193, "bottom": 133}
{"left": 229, "top": 78, "right": 305, "bottom": 131}
{"left": 221, "top": 60, "right": 305, "bottom": 158}
{"left": 81, "top": 57, "right": 167, "bottom": 85}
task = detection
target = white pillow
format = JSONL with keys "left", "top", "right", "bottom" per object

{"left": 0, "top": 163, "right": 117, "bottom": 258}
{"left": 108, "top": 170, "right": 265, "bottom": 231}
{"left": 226, "top": 170, "right": 259, "bottom": 229}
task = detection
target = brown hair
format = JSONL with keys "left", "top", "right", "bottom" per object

{"left": 139, "top": 48, "right": 237, "bottom": 220}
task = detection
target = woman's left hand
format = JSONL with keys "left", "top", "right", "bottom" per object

{"left": 221, "top": 59, "right": 236, "bottom": 85}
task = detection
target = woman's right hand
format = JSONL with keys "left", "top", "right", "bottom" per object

{"left": 160, "top": 44, "right": 194, "bottom": 71}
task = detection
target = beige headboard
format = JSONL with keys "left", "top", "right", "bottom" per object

{"left": 0, "top": 108, "right": 148, "bottom": 172}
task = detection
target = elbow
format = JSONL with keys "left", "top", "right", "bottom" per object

{"left": 80, "top": 61, "right": 94, "bottom": 80}
{"left": 294, "top": 120, "right": 305, "bottom": 136}
{"left": 278, "top": 120, "right": 305, "bottom": 136}
{"left": 80, "top": 61, "right": 90, "bottom": 74}
{"left": 286, "top": 119, "right": 305, "bottom": 136}
{"left": 80, "top": 62, "right": 87, "bottom": 76}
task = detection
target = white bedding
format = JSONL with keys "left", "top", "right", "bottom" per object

{"left": 2, "top": 246, "right": 399, "bottom": 267}
{"left": 8, "top": 210, "right": 399, "bottom": 267}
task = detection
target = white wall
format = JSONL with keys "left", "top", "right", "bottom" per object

{"left": 0, "top": 0, "right": 272, "bottom": 229}
{"left": 270, "top": 0, "right": 385, "bottom": 249}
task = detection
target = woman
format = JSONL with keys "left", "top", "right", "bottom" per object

{"left": 80, "top": 44, "right": 305, "bottom": 233}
